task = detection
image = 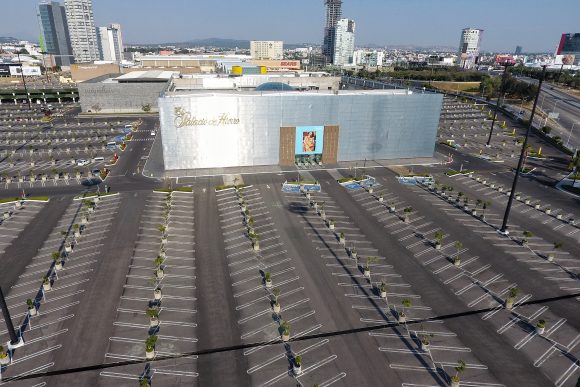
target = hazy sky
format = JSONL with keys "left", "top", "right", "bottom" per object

{"left": 1, "top": 0, "right": 578, "bottom": 52}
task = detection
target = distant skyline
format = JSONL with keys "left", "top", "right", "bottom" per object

{"left": 1, "top": 0, "right": 579, "bottom": 52}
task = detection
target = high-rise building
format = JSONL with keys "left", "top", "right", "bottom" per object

{"left": 556, "top": 33, "right": 580, "bottom": 65}
{"left": 333, "top": 19, "right": 355, "bottom": 66}
{"left": 97, "top": 23, "right": 124, "bottom": 62}
{"left": 250, "top": 41, "right": 283, "bottom": 60}
{"left": 515, "top": 46, "right": 523, "bottom": 55}
{"left": 458, "top": 27, "right": 483, "bottom": 69}
{"left": 322, "top": 0, "right": 342, "bottom": 64}
{"left": 37, "top": 1, "right": 74, "bottom": 67}
{"left": 64, "top": 0, "right": 98, "bottom": 63}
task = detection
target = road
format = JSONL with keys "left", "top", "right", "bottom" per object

{"left": 512, "top": 78, "right": 580, "bottom": 150}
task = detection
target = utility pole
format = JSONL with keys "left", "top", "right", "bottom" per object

{"left": 499, "top": 65, "right": 547, "bottom": 235}
{"left": 16, "top": 52, "right": 32, "bottom": 110}
{"left": 486, "top": 63, "right": 513, "bottom": 146}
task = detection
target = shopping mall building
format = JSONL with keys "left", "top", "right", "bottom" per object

{"left": 157, "top": 74, "right": 442, "bottom": 171}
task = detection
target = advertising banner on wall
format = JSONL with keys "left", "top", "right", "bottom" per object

{"left": 555, "top": 54, "right": 575, "bottom": 65}
{"left": 295, "top": 126, "right": 324, "bottom": 155}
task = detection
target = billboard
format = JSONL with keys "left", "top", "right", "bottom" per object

{"left": 0, "top": 64, "right": 10, "bottom": 77}
{"left": 295, "top": 126, "right": 324, "bottom": 155}
{"left": 495, "top": 55, "right": 516, "bottom": 65}
{"left": 555, "top": 54, "right": 575, "bottom": 65}
{"left": 9, "top": 66, "right": 42, "bottom": 76}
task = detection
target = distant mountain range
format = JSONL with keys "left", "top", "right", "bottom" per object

{"left": 129, "top": 38, "right": 459, "bottom": 52}
{"left": 0, "top": 36, "right": 20, "bottom": 44}
{"left": 130, "top": 38, "right": 318, "bottom": 49}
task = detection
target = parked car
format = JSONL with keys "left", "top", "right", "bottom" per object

{"left": 150, "top": 131, "right": 156, "bottom": 136}
{"left": 77, "top": 159, "right": 89, "bottom": 166}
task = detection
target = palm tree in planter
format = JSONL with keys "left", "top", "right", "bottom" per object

{"left": 403, "top": 207, "right": 413, "bottom": 223}
{"left": 247, "top": 216, "right": 255, "bottom": 232}
{"left": 548, "top": 242, "right": 562, "bottom": 262}
{"left": 293, "top": 355, "right": 303, "bottom": 375}
{"left": 52, "top": 251, "right": 63, "bottom": 270}
{"left": 139, "top": 377, "right": 151, "bottom": 387}
{"left": 73, "top": 223, "right": 81, "bottom": 238}
{"left": 154, "top": 255, "right": 165, "bottom": 279}
{"left": 521, "top": 231, "right": 533, "bottom": 247}
{"left": 42, "top": 276, "right": 51, "bottom": 291}
{"left": 399, "top": 298, "right": 412, "bottom": 323}
{"left": 154, "top": 286, "right": 162, "bottom": 300}
{"left": 379, "top": 282, "right": 388, "bottom": 300}
{"left": 280, "top": 320, "right": 291, "bottom": 342}
{"left": 418, "top": 327, "right": 433, "bottom": 351}
{"left": 339, "top": 232, "right": 346, "bottom": 246}
{"left": 252, "top": 233, "right": 260, "bottom": 251}
{"left": 0, "top": 345, "right": 9, "bottom": 366}
{"left": 453, "top": 241, "right": 463, "bottom": 267}
{"left": 450, "top": 359, "right": 466, "bottom": 387}
{"left": 328, "top": 219, "right": 335, "bottom": 230}
{"left": 158, "top": 224, "right": 167, "bottom": 234}
{"left": 463, "top": 197, "right": 469, "bottom": 211}
{"left": 536, "top": 319, "right": 546, "bottom": 335}
{"left": 146, "top": 307, "right": 160, "bottom": 328}
{"left": 272, "top": 287, "right": 281, "bottom": 314}
{"left": 481, "top": 201, "right": 491, "bottom": 220}
{"left": 363, "top": 256, "right": 378, "bottom": 278}
{"left": 433, "top": 231, "right": 444, "bottom": 249}
{"left": 505, "top": 287, "right": 519, "bottom": 309}
{"left": 145, "top": 335, "right": 158, "bottom": 359}
{"left": 388, "top": 201, "right": 396, "bottom": 212}
{"left": 27, "top": 298, "right": 37, "bottom": 316}
{"left": 263, "top": 271, "right": 273, "bottom": 288}
{"left": 316, "top": 200, "right": 325, "bottom": 217}
{"left": 378, "top": 193, "right": 384, "bottom": 203}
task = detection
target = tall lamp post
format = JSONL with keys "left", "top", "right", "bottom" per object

{"left": 16, "top": 52, "right": 32, "bottom": 110}
{"left": 0, "top": 286, "right": 20, "bottom": 346}
{"left": 486, "top": 63, "right": 513, "bottom": 146}
{"left": 566, "top": 123, "right": 578, "bottom": 149}
{"left": 499, "top": 65, "right": 547, "bottom": 235}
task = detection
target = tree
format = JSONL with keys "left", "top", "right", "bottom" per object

{"left": 451, "top": 359, "right": 466, "bottom": 383}
{"left": 569, "top": 154, "right": 580, "bottom": 184}
{"left": 142, "top": 103, "right": 152, "bottom": 112}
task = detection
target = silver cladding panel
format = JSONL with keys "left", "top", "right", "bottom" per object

{"left": 159, "top": 92, "right": 442, "bottom": 170}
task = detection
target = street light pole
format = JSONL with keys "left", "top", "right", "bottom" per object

{"left": 0, "top": 286, "right": 20, "bottom": 345}
{"left": 567, "top": 123, "right": 578, "bottom": 149}
{"left": 499, "top": 65, "right": 547, "bottom": 235}
{"left": 544, "top": 99, "right": 559, "bottom": 127}
{"left": 16, "top": 52, "right": 32, "bottom": 110}
{"left": 486, "top": 63, "right": 512, "bottom": 146}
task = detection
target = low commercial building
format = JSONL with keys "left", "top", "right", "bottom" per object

{"left": 77, "top": 70, "right": 174, "bottom": 113}
{"left": 157, "top": 75, "right": 442, "bottom": 172}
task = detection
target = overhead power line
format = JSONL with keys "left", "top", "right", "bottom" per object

{"left": 1, "top": 290, "right": 579, "bottom": 384}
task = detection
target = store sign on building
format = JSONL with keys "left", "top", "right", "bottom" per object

{"left": 173, "top": 106, "right": 240, "bottom": 128}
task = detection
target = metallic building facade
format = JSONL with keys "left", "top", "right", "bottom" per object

{"left": 158, "top": 90, "right": 442, "bottom": 170}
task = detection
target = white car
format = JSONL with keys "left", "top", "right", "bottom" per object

{"left": 150, "top": 131, "right": 156, "bottom": 136}
{"left": 77, "top": 159, "right": 89, "bottom": 166}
